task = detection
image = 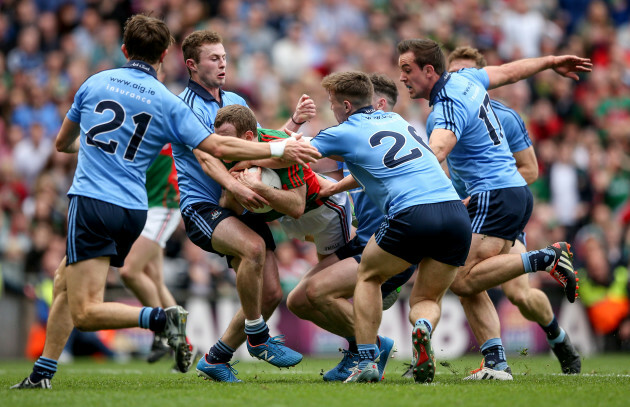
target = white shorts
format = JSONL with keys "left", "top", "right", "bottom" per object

{"left": 278, "top": 192, "right": 352, "bottom": 255}
{"left": 140, "top": 207, "right": 182, "bottom": 248}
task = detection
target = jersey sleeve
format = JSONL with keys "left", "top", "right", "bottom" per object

{"left": 168, "top": 97, "right": 212, "bottom": 149}
{"left": 67, "top": 81, "right": 88, "bottom": 122}
{"left": 311, "top": 128, "right": 345, "bottom": 157}
{"left": 504, "top": 110, "right": 532, "bottom": 153}
{"left": 276, "top": 165, "right": 305, "bottom": 190}
{"left": 426, "top": 110, "right": 435, "bottom": 137}
{"left": 431, "top": 96, "right": 468, "bottom": 140}
{"left": 466, "top": 67, "right": 490, "bottom": 89}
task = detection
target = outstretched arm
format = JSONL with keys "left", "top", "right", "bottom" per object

{"left": 196, "top": 133, "right": 321, "bottom": 165}
{"left": 484, "top": 55, "right": 592, "bottom": 90}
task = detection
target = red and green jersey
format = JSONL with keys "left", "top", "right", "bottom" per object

{"left": 223, "top": 129, "right": 326, "bottom": 220}
{"left": 146, "top": 144, "right": 180, "bottom": 209}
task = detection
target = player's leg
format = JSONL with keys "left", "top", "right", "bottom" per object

{"left": 12, "top": 259, "right": 73, "bottom": 389}
{"left": 501, "top": 239, "right": 581, "bottom": 374}
{"left": 350, "top": 237, "right": 412, "bottom": 383}
{"left": 408, "top": 257, "right": 459, "bottom": 383}
{"left": 451, "top": 233, "right": 514, "bottom": 380}
{"left": 118, "top": 235, "right": 163, "bottom": 307}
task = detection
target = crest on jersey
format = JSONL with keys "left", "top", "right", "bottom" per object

{"left": 211, "top": 209, "right": 221, "bottom": 220}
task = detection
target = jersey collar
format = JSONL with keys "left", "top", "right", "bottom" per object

{"left": 187, "top": 79, "right": 225, "bottom": 105}
{"left": 351, "top": 106, "right": 376, "bottom": 117}
{"left": 429, "top": 72, "right": 451, "bottom": 106}
{"left": 123, "top": 60, "right": 158, "bottom": 79}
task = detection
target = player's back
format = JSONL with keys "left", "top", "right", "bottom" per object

{"left": 430, "top": 69, "right": 525, "bottom": 195}
{"left": 67, "top": 62, "right": 209, "bottom": 210}
{"left": 313, "top": 108, "right": 459, "bottom": 216}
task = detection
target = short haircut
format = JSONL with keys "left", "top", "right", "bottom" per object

{"left": 182, "top": 30, "right": 223, "bottom": 75}
{"left": 214, "top": 105, "right": 257, "bottom": 137}
{"left": 369, "top": 73, "right": 398, "bottom": 108}
{"left": 397, "top": 39, "right": 446, "bottom": 76}
{"left": 447, "top": 46, "right": 487, "bottom": 68}
{"left": 321, "top": 71, "right": 373, "bottom": 108}
{"left": 122, "top": 14, "right": 174, "bottom": 64}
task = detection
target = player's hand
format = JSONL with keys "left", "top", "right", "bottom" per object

{"left": 281, "top": 138, "right": 321, "bottom": 166}
{"left": 461, "top": 196, "right": 471, "bottom": 207}
{"left": 551, "top": 55, "right": 592, "bottom": 81}
{"left": 293, "top": 94, "right": 316, "bottom": 124}
{"left": 229, "top": 178, "right": 269, "bottom": 211}
{"left": 229, "top": 161, "right": 253, "bottom": 173}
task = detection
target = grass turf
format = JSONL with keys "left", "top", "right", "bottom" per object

{"left": 1, "top": 354, "right": 629, "bottom": 407}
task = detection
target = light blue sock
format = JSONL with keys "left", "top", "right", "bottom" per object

{"left": 414, "top": 318, "right": 433, "bottom": 336}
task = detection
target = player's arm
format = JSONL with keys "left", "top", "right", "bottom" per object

{"left": 484, "top": 55, "right": 592, "bottom": 90}
{"left": 192, "top": 149, "right": 269, "bottom": 211}
{"left": 282, "top": 94, "right": 316, "bottom": 133}
{"left": 512, "top": 146, "right": 539, "bottom": 185}
{"left": 196, "top": 133, "right": 321, "bottom": 166}
{"left": 428, "top": 128, "right": 457, "bottom": 163}
{"left": 55, "top": 117, "right": 81, "bottom": 153}
{"left": 317, "top": 174, "right": 359, "bottom": 198}
{"left": 236, "top": 168, "right": 306, "bottom": 219}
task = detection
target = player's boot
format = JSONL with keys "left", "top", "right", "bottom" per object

{"left": 344, "top": 360, "right": 381, "bottom": 383}
{"left": 551, "top": 333, "right": 581, "bottom": 374}
{"left": 463, "top": 359, "right": 513, "bottom": 380}
{"left": 196, "top": 354, "right": 242, "bottom": 383}
{"left": 147, "top": 333, "right": 171, "bottom": 363}
{"left": 247, "top": 335, "right": 303, "bottom": 368}
{"left": 410, "top": 324, "right": 436, "bottom": 383}
{"left": 10, "top": 377, "right": 51, "bottom": 389}
{"left": 323, "top": 349, "right": 360, "bottom": 381}
{"left": 545, "top": 242, "right": 579, "bottom": 303}
{"left": 376, "top": 335, "right": 397, "bottom": 380}
{"left": 164, "top": 305, "right": 193, "bottom": 373}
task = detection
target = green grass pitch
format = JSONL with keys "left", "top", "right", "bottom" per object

{"left": 1, "top": 355, "right": 629, "bottom": 407}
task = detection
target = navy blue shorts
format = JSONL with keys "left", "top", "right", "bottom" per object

{"left": 66, "top": 195, "right": 146, "bottom": 268}
{"left": 375, "top": 201, "right": 471, "bottom": 266}
{"left": 181, "top": 203, "right": 275, "bottom": 261}
{"left": 333, "top": 234, "right": 416, "bottom": 298}
{"left": 516, "top": 232, "right": 527, "bottom": 247}
{"left": 335, "top": 235, "right": 365, "bottom": 262}
{"left": 468, "top": 186, "right": 533, "bottom": 242}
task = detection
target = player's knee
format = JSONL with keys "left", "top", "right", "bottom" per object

{"left": 450, "top": 278, "right": 473, "bottom": 297}
{"left": 286, "top": 289, "right": 309, "bottom": 317}
{"left": 240, "top": 239, "right": 266, "bottom": 265}
{"left": 505, "top": 289, "right": 527, "bottom": 307}
{"left": 70, "top": 308, "right": 93, "bottom": 331}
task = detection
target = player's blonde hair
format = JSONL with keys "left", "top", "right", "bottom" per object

{"left": 447, "top": 46, "right": 487, "bottom": 68}
{"left": 215, "top": 105, "right": 257, "bottom": 137}
{"left": 321, "top": 71, "right": 374, "bottom": 108}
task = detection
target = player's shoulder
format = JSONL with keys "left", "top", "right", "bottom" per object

{"left": 222, "top": 90, "right": 248, "bottom": 106}
{"left": 490, "top": 99, "right": 526, "bottom": 126}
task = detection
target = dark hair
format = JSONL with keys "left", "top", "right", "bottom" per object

{"left": 182, "top": 30, "right": 223, "bottom": 75}
{"left": 321, "top": 71, "right": 373, "bottom": 108}
{"left": 397, "top": 39, "right": 446, "bottom": 75}
{"left": 215, "top": 105, "right": 258, "bottom": 137}
{"left": 448, "top": 46, "right": 487, "bottom": 68}
{"left": 122, "top": 14, "right": 174, "bottom": 64}
{"left": 369, "top": 73, "right": 398, "bottom": 108}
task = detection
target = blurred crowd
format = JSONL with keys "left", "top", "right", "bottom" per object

{"left": 0, "top": 0, "right": 629, "bottom": 353}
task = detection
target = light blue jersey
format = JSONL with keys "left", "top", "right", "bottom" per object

{"left": 66, "top": 61, "right": 210, "bottom": 210}
{"left": 311, "top": 107, "right": 460, "bottom": 216}
{"left": 427, "top": 97, "right": 532, "bottom": 199}
{"left": 429, "top": 69, "right": 526, "bottom": 196}
{"left": 342, "top": 163, "right": 383, "bottom": 245}
{"left": 173, "top": 79, "right": 250, "bottom": 208}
